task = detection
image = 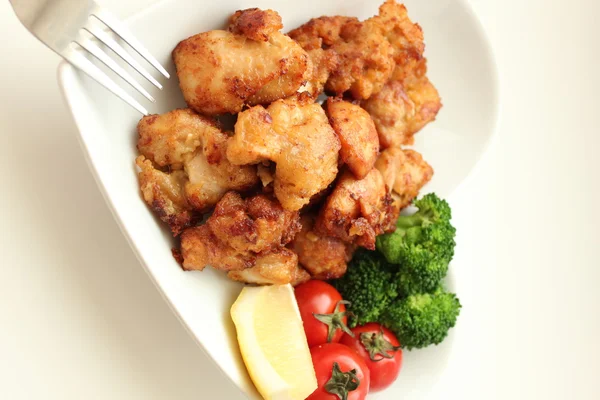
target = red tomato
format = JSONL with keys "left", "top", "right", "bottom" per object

{"left": 306, "top": 343, "right": 370, "bottom": 400}
{"left": 340, "top": 323, "right": 403, "bottom": 392}
{"left": 294, "top": 280, "right": 352, "bottom": 347}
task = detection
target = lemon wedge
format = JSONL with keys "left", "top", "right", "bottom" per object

{"left": 231, "top": 284, "right": 317, "bottom": 400}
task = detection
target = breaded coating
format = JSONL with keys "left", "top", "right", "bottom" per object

{"left": 183, "top": 130, "right": 258, "bottom": 211}
{"left": 362, "top": 59, "right": 441, "bottom": 147}
{"left": 228, "top": 8, "right": 283, "bottom": 41}
{"left": 289, "top": 214, "right": 354, "bottom": 280}
{"left": 181, "top": 224, "right": 254, "bottom": 271}
{"left": 180, "top": 192, "right": 305, "bottom": 285}
{"left": 137, "top": 108, "right": 217, "bottom": 169}
{"left": 227, "top": 95, "right": 341, "bottom": 211}
{"left": 289, "top": 14, "right": 395, "bottom": 99}
{"left": 137, "top": 109, "right": 258, "bottom": 212}
{"left": 326, "top": 98, "right": 379, "bottom": 179}
{"left": 227, "top": 248, "right": 310, "bottom": 286}
{"left": 300, "top": 48, "right": 340, "bottom": 97}
{"left": 136, "top": 156, "right": 195, "bottom": 236}
{"left": 375, "top": 0, "right": 425, "bottom": 68}
{"left": 288, "top": 16, "right": 358, "bottom": 50}
{"left": 375, "top": 147, "right": 434, "bottom": 210}
{"left": 173, "top": 9, "right": 310, "bottom": 115}
{"left": 325, "top": 18, "right": 395, "bottom": 99}
{"left": 207, "top": 192, "right": 300, "bottom": 253}
{"left": 315, "top": 168, "right": 396, "bottom": 250}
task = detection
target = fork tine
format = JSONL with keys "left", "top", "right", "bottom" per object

{"left": 75, "top": 38, "right": 155, "bottom": 103}
{"left": 83, "top": 27, "right": 163, "bottom": 90}
{"left": 62, "top": 47, "right": 148, "bottom": 115}
{"left": 91, "top": 8, "right": 170, "bottom": 79}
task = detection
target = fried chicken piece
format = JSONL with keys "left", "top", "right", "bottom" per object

{"left": 181, "top": 224, "right": 253, "bottom": 271}
{"left": 326, "top": 98, "right": 379, "bottom": 179}
{"left": 137, "top": 108, "right": 216, "bottom": 170}
{"left": 325, "top": 18, "right": 396, "bottom": 99}
{"left": 136, "top": 109, "right": 258, "bottom": 212}
{"left": 228, "top": 8, "right": 283, "bottom": 41}
{"left": 375, "top": 147, "right": 434, "bottom": 210}
{"left": 375, "top": 0, "right": 425, "bottom": 68}
{"left": 299, "top": 48, "right": 340, "bottom": 97}
{"left": 362, "top": 60, "right": 441, "bottom": 147}
{"left": 183, "top": 131, "right": 259, "bottom": 211}
{"left": 289, "top": 214, "right": 354, "bottom": 280}
{"left": 136, "top": 156, "right": 195, "bottom": 236}
{"left": 289, "top": 16, "right": 358, "bottom": 50}
{"left": 290, "top": 13, "right": 395, "bottom": 99}
{"left": 173, "top": 9, "right": 310, "bottom": 116}
{"left": 359, "top": 2, "right": 440, "bottom": 146}
{"left": 227, "top": 95, "right": 341, "bottom": 211}
{"left": 180, "top": 192, "right": 305, "bottom": 285}
{"left": 207, "top": 192, "right": 300, "bottom": 253}
{"left": 227, "top": 248, "right": 310, "bottom": 286}
{"left": 315, "top": 168, "right": 396, "bottom": 250}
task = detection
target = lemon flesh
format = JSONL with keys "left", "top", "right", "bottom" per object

{"left": 231, "top": 284, "right": 317, "bottom": 400}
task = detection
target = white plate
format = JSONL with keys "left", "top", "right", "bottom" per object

{"left": 58, "top": 0, "right": 498, "bottom": 398}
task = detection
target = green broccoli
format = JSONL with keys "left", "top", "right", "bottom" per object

{"left": 332, "top": 250, "right": 398, "bottom": 327}
{"left": 380, "top": 287, "right": 461, "bottom": 350}
{"left": 376, "top": 193, "right": 456, "bottom": 295}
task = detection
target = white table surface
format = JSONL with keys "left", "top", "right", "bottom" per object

{"left": 1, "top": 0, "right": 599, "bottom": 399}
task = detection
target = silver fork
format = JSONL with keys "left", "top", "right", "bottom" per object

{"left": 9, "top": 0, "right": 169, "bottom": 115}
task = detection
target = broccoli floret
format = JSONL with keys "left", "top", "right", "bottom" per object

{"left": 376, "top": 193, "right": 456, "bottom": 295}
{"left": 332, "top": 250, "right": 398, "bottom": 327}
{"left": 380, "top": 288, "right": 461, "bottom": 350}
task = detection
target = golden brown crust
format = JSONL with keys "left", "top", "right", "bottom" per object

{"left": 207, "top": 191, "right": 301, "bottom": 253}
{"left": 136, "top": 109, "right": 258, "bottom": 214}
{"left": 326, "top": 98, "right": 380, "bottom": 179}
{"left": 289, "top": 214, "right": 354, "bottom": 280}
{"left": 315, "top": 168, "right": 396, "bottom": 250}
{"left": 136, "top": 156, "right": 195, "bottom": 236}
{"left": 375, "top": 147, "right": 434, "bottom": 210}
{"left": 227, "top": 96, "right": 341, "bottom": 211}
{"left": 173, "top": 19, "right": 310, "bottom": 115}
{"left": 362, "top": 59, "right": 441, "bottom": 147}
{"left": 288, "top": 16, "right": 358, "bottom": 50}
{"left": 137, "top": 108, "right": 216, "bottom": 169}
{"left": 228, "top": 8, "right": 283, "bottom": 42}
{"left": 180, "top": 192, "right": 304, "bottom": 285}
{"left": 227, "top": 248, "right": 310, "bottom": 286}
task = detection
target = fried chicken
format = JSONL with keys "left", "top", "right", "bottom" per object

{"left": 207, "top": 191, "right": 301, "bottom": 253}
{"left": 137, "top": 108, "right": 216, "bottom": 170}
{"left": 180, "top": 192, "right": 306, "bottom": 285}
{"left": 326, "top": 98, "right": 379, "bottom": 179}
{"left": 358, "top": 1, "right": 440, "bottom": 146}
{"left": 289, "top": 214, "right": 354, "bottom": 280}
{"left": 375, "top": 147, "right": 434, "bottom": 210}
{"left": 227, "top": 95, "right": 341, "bottom": 211}
{"left": 362, "top": 59, "right": 441, "bottom": 147}
{"left": 135, "top": 156, "right": 195, "bottom": 236}
{"left": 173, "top": 8, "right": 310, "bottom": 116}
{"left": 181, "top": 224, "right": 253, "bottom": 271}
{"left": 227, "top": 248, "right": 310, "bottom": 286}
{"left": 136, "top": 109, "right": 258, "bottom": 213}
{"left": 290, "top": 15, "right": 395, "bottom": 99}
{"left": 315, "top": 168, "right": 396, "bottom": 250}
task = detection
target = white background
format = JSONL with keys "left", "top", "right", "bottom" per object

{"left": 1, "top": 0, "right": 599, "bottom": 399}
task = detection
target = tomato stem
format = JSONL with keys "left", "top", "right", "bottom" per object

{"left": 359, "top": 328, "right": 402, "bottom": 361}
{"left": 313, "top": 300, "right": 355, "bottom": 342}
{"left": 324, "top": 362, "right": 360, "bottom": 400}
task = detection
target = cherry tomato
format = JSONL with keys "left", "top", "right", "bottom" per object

{"left": 340, "top": 323, "right": 403, "bottom": 392}
{"left": 295, "top": 280, "right": 353, "bottom": 347}
{"left": 306, "top": 343, "right": 370, "bottom": 400}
